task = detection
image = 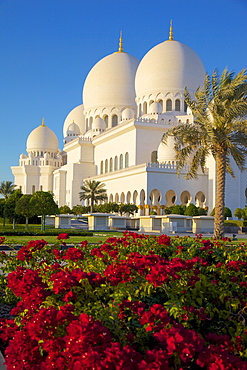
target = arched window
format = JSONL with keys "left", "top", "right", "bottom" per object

{"left": 100, "top": 161, "right": 104, "bottom": 174}
{"left": 119, "top": 154, "right": 123, "bottom": 169}
{"left": 151, "top": 150, "right": 158, "bottom": 163}
{"left": 104, "top": 115, "right": 108, "bottom": 128}
{"left": 125, "top": 152, "right": 129, "bottom": 168}
{"left": 110, "top": 157, "right": 113, "bottom": 172}
{"left": 143, "top": 101, "right": 147, "bottom": 114}
{"left": 166, "top": 99, "right": 172, "bottom": 111}
{"left": 175, "top": 99, "right": 181, "bottom": 111}
{"left": 86, "top": 118, "right": 88, "bottom": 130}
{"left": 112, "top": 115, "right": 118, "bottom": 127}
{"left": 32, "top": 185, "right": 35, "bottom": 194}
{"left": 149, "top": 100, "right": 154, "bottom": 106}
{"left": 40, "top": 185, "right": 43, "bottom": 191}
{"left": 114, "top": 156, "right": 118, "bottom": 171}
{"left": 105, "top": 159, "right": 108, "bottom": 173}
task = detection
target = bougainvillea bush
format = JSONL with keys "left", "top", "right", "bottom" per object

{"left": 0, "top": 232, "right": 246, "bottom": 369}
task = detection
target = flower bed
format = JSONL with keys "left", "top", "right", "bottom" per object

{"left": 0, "top": 232, "right": 246, "bottom": 369}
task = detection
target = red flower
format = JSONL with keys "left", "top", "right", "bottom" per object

{"left": 157, "top": 235, "right": 171, "bottom": 246}
{"left": 63, "top": 247, "right": 84, "bottom": 261}
{"left": 80, "top": 240, "right": 88, "bottom": 247}
{"left": 57, "top": 233, "right": 70, "bottom": 240}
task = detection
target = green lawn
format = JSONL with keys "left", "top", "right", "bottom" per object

{"left": 1, "top": 232, "right": 124, "bottom": 246}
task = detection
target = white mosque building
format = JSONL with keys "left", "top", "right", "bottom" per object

{"left": 11, "top": 25, "right": 247, "bottom": 216}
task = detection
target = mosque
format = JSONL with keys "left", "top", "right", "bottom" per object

{"left": 11, "top": 25, "right": 247, "bottom": 216}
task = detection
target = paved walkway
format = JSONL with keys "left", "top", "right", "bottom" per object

{"left": 0, "top": 352, "right": 6, "bottom": 370}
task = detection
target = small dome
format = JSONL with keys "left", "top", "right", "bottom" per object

{"left": 26, "top": 120, "right": 59, "bottom": 152}
{"left": 63, "top": 104, "right": 85, "bottom": 137}
{"left": 135, "top": 40, "right": 205, "bottom": 100}
{"left": 92, "top": 116, "right": 106, "bottom": 131}
{"left": 83, "top": 51, "right": 140, "bottom": 111}
{"left": 122, "top": 108, "right": 134, "bottom": 121}
{"left": 157, "top": 136, "right": 177, "bottom": 163}
{"left": 149, "top": 102, "right": 162, "bottom": 115}
{"left": 67, "top": 122, "right": 80, "bottom": 136}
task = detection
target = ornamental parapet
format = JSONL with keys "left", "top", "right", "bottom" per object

{"left": 146, "top": 162, "right": 208, "bottom": 174}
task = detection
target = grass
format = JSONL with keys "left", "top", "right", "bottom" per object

{"left": 1, "top": 232, "right": 124, "bottom": 246}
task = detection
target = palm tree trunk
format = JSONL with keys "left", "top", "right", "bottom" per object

{"left": 214, "top": 150, "right": 226, "bottom": 239}
{"left": 90, "top": 200, "right": 94, "bottom": 213}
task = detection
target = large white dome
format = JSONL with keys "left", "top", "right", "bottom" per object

{"left": 135, "top": 40, "right": 206, "bottom": 99}
{"left": 63, "top": 104, "right": 85, "bottom": 137}
{"left": 83, "top": 51, "right": 140, "bottom": 111}
{"left": 27, "top": 121, "right": 59, "bottom": 152}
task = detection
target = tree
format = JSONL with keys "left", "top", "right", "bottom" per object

{"left": 234, "top": 208, "right": 244, "bottom": 220}
{"left": 59, "top": 205, "right": 73, "bottom": 214}
{"left": 79, "top": 180, "right": 107, "bottom": 213}
{"left": 171, "top": 205, "right": 185, "bottom": 215}
{"left": 163, "top": 206, "right": 173, "bottom": 214}
{"left": 198, "top": 207, "right": 207, "bottom": 216}
{"left": 15, "top": 194, "right": 34, "bottom": 230}
{"left": 72, "top": 205, "right": 90, "bottom": 215}
{"left": 4, "top": 190, "right": 22, "bottom": 229}
{"left": 163, "top": 69, "right": 247, "bottom": 238}
{"left": 210, "top": 207, "right": 232, "bottom": 220}
{"left": 0, "top": 199, "right": 5, "bottom": 218}
{"left": 29, "top": 191, "right": 59, "bottom": 231}
{"left": 94, "top": 202, "right": 119, "bottom": 214}
{"left": 0, "top": 181, "right": 16, "bottom": 226}
{"left": 0, "top": 181, "right": 16, "bottom": 200}
{"left": 184, "top": 203, "right": 199, "bottom": 216}
{"left": 118, "top": 203, "right": 138, "bottom": 216}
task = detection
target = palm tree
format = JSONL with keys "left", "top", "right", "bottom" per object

{"left": 0, "top": 181, "right": 16, "bottom": 227}
{"left": 163, "top": 69, "right": 247, "bottom": 239}
{"left": 0, "top": 181, "right": 16, "bottom": 200}
{"left": 79, "top": 180, "right": 107, "bottom": 213}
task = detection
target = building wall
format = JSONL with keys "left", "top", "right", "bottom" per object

{"left": 93, "top": 123, "right": 137, "bottom": 172}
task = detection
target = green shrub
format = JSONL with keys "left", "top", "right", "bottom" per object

{"left": 0, "top": 229, "right": 93, "bottom": 237}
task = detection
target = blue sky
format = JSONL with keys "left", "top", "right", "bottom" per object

{"left": 0, "top": 0, "right": 246, "bottom": 185}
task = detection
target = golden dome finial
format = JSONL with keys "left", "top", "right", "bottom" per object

{"left": 41, "top": 118, "right": 46, "bottom": 126}
{"left": 169, "top": 19, "right": 174, "bottom": 40}
{"left": 118, "top": 31, "right": 123, "bottom": 52}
